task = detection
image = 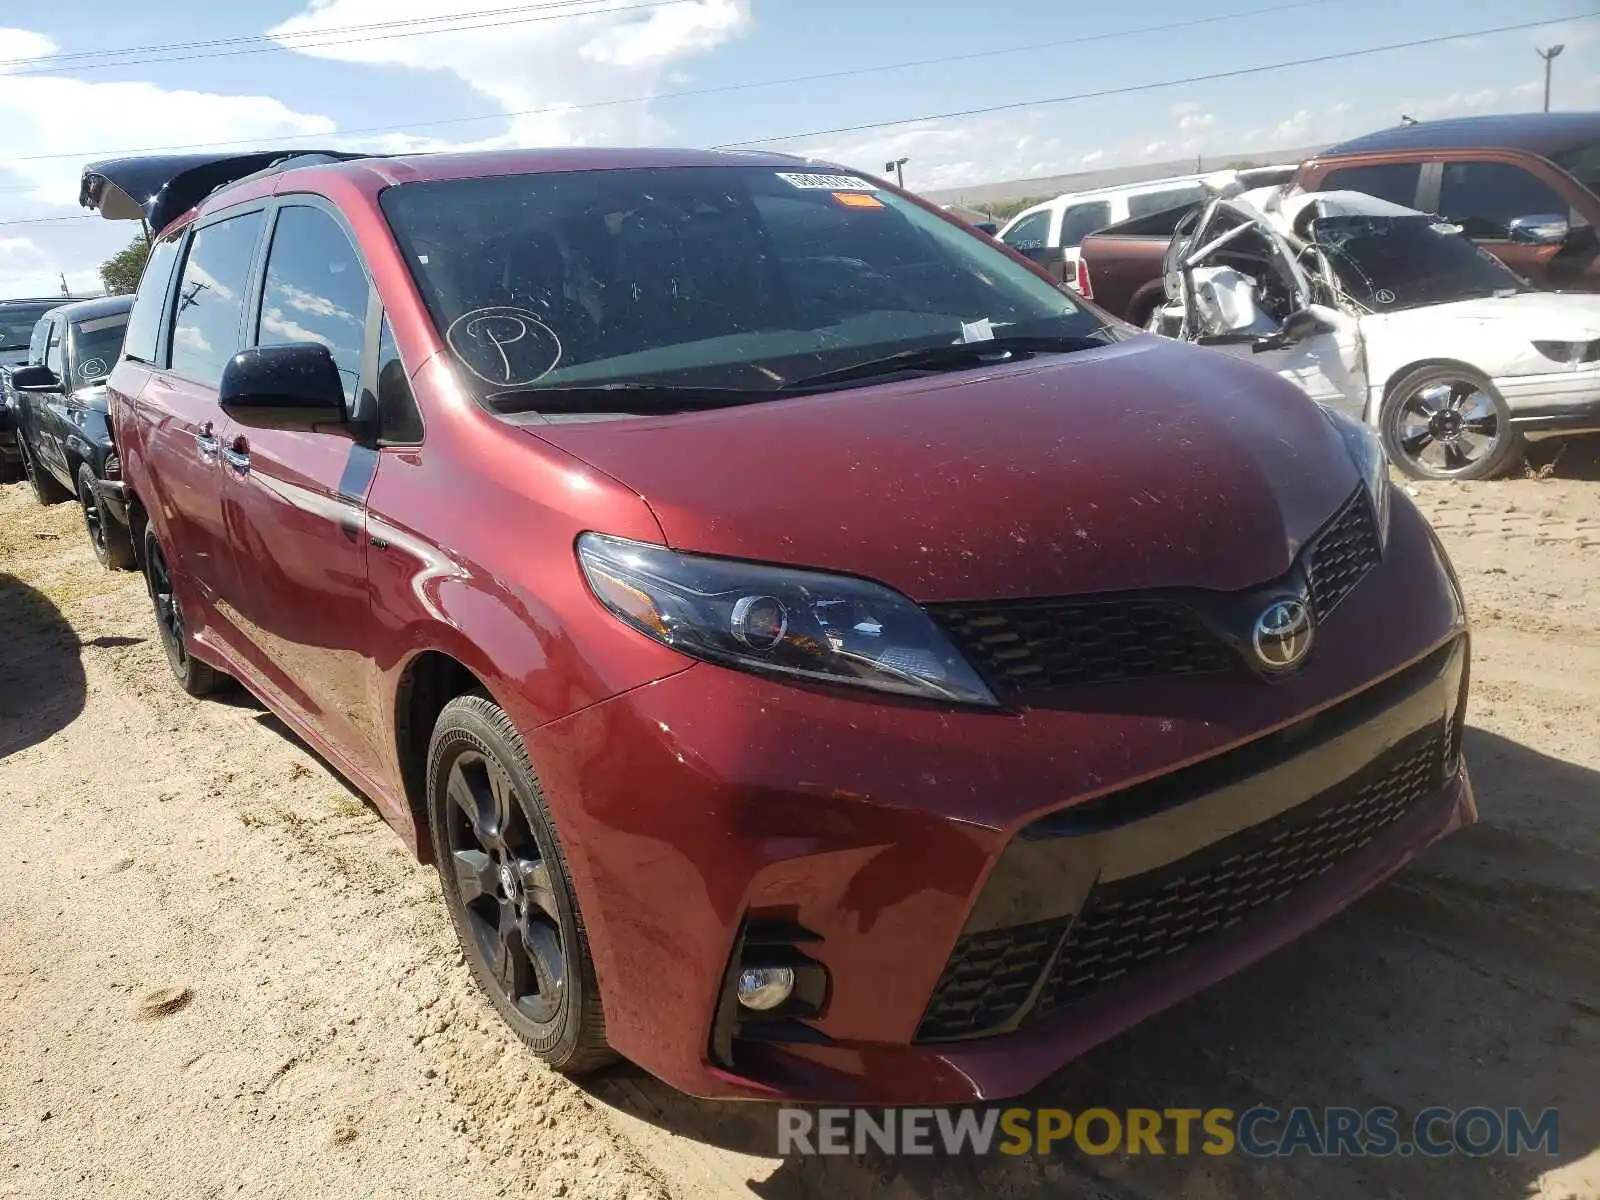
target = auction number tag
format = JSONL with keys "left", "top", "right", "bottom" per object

{"left": 775, "top": 172, "right": 877, "bottom": 191}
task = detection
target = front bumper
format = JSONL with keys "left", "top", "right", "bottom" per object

{"left": 528, "top": 494, "right": 1471, "bottom": 1103}
{"left": 1497, "top": 370, "right": 1600, "bottom": 438}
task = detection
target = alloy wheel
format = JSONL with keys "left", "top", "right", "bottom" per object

{"left": 80, "top": 481, "right": 108, "bottom": 559}
{"left": 443, "top": 749, "right": 566, "bottom": 1024}
{"left": 1391, "top": 377, "right": 1500, "bottom": 477}
{"left": 145, "top": 538, "right": 189, "bottom": 672}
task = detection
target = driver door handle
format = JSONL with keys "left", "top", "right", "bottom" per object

{"left": 194, "top": 421, "right": 219, "bottom": 460}
{"left": 221, "top": 435, "right": 250, "bottom": 475}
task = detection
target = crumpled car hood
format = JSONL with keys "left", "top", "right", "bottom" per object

{"left": 523, "top": 336, "right": 1358, "bottom": 604}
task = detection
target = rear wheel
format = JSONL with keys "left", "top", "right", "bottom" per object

{"left": 1380, "top": 365, "right": 1524, "bottom": 481}
{"left": 78, "top": 463, "right": 136, "bottom": 571}
{"left": 20, "top": 440, "right": 69, "bottom": 504}
{"left": 142, "top": 525, "right": 227, "bottom": 697}
{"left": 428, "top": 693, "right": 613, "bottom": 1074}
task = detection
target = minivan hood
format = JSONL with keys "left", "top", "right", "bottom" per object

{"left": 524, "top": 336, "right": 1358, "bottom": 603}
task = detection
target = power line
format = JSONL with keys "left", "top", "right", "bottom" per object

{"left": 0, "top": 0, "right": 638, "bottom": 70}
{"left": 0, "top": 10, "right": 1587, "bottom": 224}
{"left": 1, "top": 0, "right": 1344, "bottom": 165}
{"left": 712, "top": 13, "right": 1598, "bottom": 147}
{"left": 0, "top": 0, "right": 686, "bottom": 78}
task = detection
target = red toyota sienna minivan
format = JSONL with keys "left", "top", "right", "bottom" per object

{"left": 84, "top": 147, "right": 1474, "bottom": 1104}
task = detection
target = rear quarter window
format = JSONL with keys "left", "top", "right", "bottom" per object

{"left": 122, "top": 236, "right": 183, "bottom": 365}
{"left": 1317, "top": 162, "right": 1422, "bottom": 207}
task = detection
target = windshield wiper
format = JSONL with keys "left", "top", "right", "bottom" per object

{"left": 489, "top": 382, "right": 765, "bottom": 415}
{"left": 784, "top": 333, "right": 1111, "bottom": 389}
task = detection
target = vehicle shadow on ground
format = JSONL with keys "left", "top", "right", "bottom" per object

{"left": 208, "top": 687, "right": 375, "bottom": 808}
{"left": 582, "top": 725, "right": 1599, "bottom": 1200}
{"left": 0, "top": 571, "right": 87, "bottom": 759}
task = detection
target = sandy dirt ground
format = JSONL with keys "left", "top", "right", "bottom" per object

{"left": 1, "top": 442, "right": 1597, "bottom": 1200}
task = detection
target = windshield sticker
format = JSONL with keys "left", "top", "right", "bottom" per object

{"left": 446, "top": 307, "right": 563, "bottom": 387}
{"left": 78, "top": 357, "right": 109, "bottom": 381}
{"left": 77, "top": 314, "right": 128, "bottom": 335}
{"left": 832, "top": 191, "right": 885, "bottom": 210}
{"left": 775, "top": 172, "right": 877, "bottom": 192}
{"left": 1374, "top": 289, "right": 1396, "bottom": 306}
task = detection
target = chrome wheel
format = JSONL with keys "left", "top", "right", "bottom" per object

{"left": 1383, "top": 368, "right": 1521, "bottom": 481}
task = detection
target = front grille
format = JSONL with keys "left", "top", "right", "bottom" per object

{"left": 928, "top": 597, "right": 1230, "bottom": 691}
{"left": 1305, "top": 490, "right": 1381, "bottom": 620}
{"left": 1036, "top": 724, "right": 1441, "bottom": 1012}
{"left": 911, "top": 920, "right": 1063, "bottom": 1042}
{"left": 929, "top": 487, "right": 1380, "bottom": 698}
{"left": 915, "top": 723, "right": 1445, "bottom": 1042}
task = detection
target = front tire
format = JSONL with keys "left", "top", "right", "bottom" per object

{"left": 1380, "top": 365, "right": 1524, "bottom": 481}
{"left": 78, "top": 464, "right": 136, "bottom": 571}
{"left": 20, "top": 440, "right": 70, "bottom": 504}
{"left": 142, "top": 525, "right": 227, "bottom": 697}
{"left": 428, "top": 693, "right": 613, "bottom": 1074}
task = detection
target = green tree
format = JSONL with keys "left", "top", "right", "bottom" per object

{"left": 100, "top": 235, "right": 150, "bottom": 296}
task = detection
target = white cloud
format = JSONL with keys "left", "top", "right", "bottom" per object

{"left": 0, "top": 235, "right": 39, "bottom": 257}
{"left": 267, "top": 0, "right": 755, "bottom": 147}
{"left": 1079, "top": 148, "right": 1104, "bottom": 166}
{"left": 1272, "top": 109, "right": 1312, "bottom": 142}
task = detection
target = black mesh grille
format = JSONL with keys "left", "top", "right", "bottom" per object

{"left": 1036, "top": 725, "right": 1441, "bottom": 1012}
{"left": 912, "top": 919, "right": 1064, "bottom": 1042}
{"left": 928, "top": 488, "right": 1379, "bottom": 697}
{"left": 927, "top": 597, "right": 1230, "bottom": 691}
{"left": 1305, "top": 491, "right": 1382, "bottom": 621}
{"left": 915, "top": 724, "right": 1444, "bottom": 1042}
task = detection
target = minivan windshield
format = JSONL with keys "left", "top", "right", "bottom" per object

{"left": 1311, "top": 214, "right": 1524, "bottom": 311}
{"left": 380, "top": 166, "right": 1109, "bottom": 408}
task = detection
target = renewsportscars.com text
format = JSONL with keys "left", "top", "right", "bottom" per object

{"left": 777, "top": 1106, "right": 1560, "bottom": 1159}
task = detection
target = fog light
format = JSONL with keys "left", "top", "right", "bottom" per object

{"left": 736, "top": 966, "right": 794, "bottom": 1011}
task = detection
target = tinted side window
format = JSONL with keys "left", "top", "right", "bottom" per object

{"left": 27, "top": 317, "right": 50, "bottom": 366}
{"left": 257, "top": 205, "right": 371, "bottom": 405}
{"left": 1128, "top": 187, "right": 1204, "bottom": 219}
{"left": 123, "top": 235, "right": 183, "bottom": 365}
{"left": 1001, "top": 211, "right": 1051, "bottom": 250}
{"left": 1057, "top": 202, "right": 1113, "bottom": 249}
{"left": 1319, "top": 162, "right": 1422, "bottom": 207}
{"left": 377, "top": 317, "right": 423, "bottom": 444}
{"left": 45, "top": 319, "right": 63, "bottom": 375}
{"left": 170, "top": 211, "right": 264, "bottom": 388}
{"left": 1438, "top": 161, "right": 1569, "bottom": 240}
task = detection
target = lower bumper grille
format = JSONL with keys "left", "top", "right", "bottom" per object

{"left": 916, "top": 722, "right": 1448, "bottom": 1042}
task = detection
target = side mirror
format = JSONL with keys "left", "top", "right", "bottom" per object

{"left": 10, "top": 364, "right": 61, "bottom": 393}
{"left": 1506, "top": 214, "right": 1570, "bottom": 246}
{"left": 972, "top": 221, "right": 999, "bottom": 237}
{"left": 219, "top": 343, "right": 348, "bottom": 431}
{"left": 1252, "top": 307, "right": 1338, "bottom": 353}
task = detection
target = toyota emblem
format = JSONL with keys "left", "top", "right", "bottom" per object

{"left": 1253, "top": 598, "right": 1314, "bottom": 671}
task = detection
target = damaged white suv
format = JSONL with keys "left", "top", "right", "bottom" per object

{"left": 1149, "top": 185, "right": 1600, "bottom": 480}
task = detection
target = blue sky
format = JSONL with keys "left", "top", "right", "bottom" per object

{"left": 0, "top": 0, "right": 1594, "bottom": 294}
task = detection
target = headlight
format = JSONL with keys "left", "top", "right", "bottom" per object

{"left": 1319, "top": 405, "right": 1390, "bottom": 546}
{"left": 576, "top": 533, "right": 997, "bottom": 706}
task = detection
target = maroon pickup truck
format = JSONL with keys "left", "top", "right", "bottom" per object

{"left": 1080, "top": 111, "right": 1600, "bottom": 323}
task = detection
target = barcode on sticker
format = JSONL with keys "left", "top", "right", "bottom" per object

{"left": 776, "top": 172, "right": 877, "bottom": 191}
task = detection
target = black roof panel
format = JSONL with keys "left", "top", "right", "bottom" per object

{"left": 1322, "top": 112, "right": 1600, "bottom": 159}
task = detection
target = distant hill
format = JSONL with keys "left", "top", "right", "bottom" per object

{"left": 920, "top": 143, "right": 1332, "bottom": 211}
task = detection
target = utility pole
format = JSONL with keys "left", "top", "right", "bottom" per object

{"left": 59, "top": 272, "right": 68, "bottom": 298}
{"left": 884, "top": 157, "right": 908, "bottom": 188}
{"left": 1538, "top": 44, "right": 1564, "bottom": 112}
